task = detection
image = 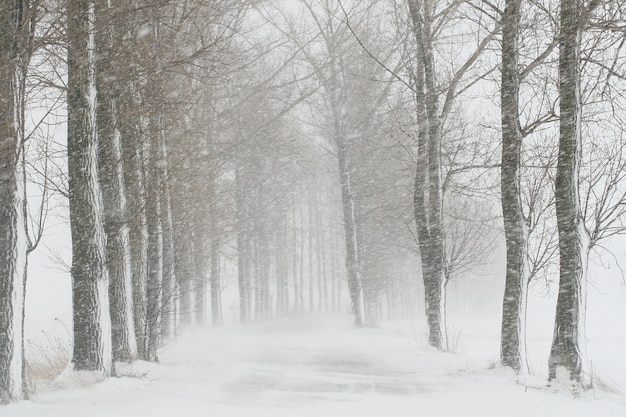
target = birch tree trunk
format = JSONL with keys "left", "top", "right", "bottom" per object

{"left": 500, "top": 0, "right": 529, "bottom": 374}
{"left": 67, "top": 0, "right": 112, "bottom": 375}
{"left": 548, "top": 0, "right": 589, "bottom": 384}
{"left": 0, "top": 0, "right": 29, "bottom": 401}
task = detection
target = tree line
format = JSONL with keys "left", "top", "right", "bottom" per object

{"left": 2, "top": 0, "right": 626, "bottom": 403}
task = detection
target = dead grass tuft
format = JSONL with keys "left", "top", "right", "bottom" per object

{"left": 24, "top": 329, "right": 71, "bottom": 393}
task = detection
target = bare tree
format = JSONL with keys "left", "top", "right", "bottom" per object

{"left": 406, "top": 0, "right": 499, "bottom": 350}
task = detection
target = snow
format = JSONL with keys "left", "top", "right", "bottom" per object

{"left": 6, "top": 318, "right": 626, "bottom": 416}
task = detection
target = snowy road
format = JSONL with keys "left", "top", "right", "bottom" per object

{"left": 5, "top": 318, "right": 626, "bottom": 416}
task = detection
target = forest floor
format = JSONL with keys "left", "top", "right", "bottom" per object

{"left": 5, "top": 318, "right": 626, "bottom": 417}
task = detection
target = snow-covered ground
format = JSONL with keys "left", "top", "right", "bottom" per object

{"left": 6, "top": 318, "right": 626, "bottom": 417}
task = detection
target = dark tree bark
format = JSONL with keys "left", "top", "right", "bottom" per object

{"left": 500, "top": 0, "right": 529, "bottom": 373}
{"left": 548, "top": 0, "right": 589, "bottom": 384}
{"left": 0, "top": 0, "right": 29, "bottom": 402}
{"left": 67, "top": 0, "right": 112, "bottom": 375}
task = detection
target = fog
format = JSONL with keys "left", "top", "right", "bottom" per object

{"left": 3, "top": 0, "right": 626, "bottom": 414}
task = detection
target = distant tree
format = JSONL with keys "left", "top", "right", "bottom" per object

{"left": 281, "top": 0, "right": 402, "bottom": 326}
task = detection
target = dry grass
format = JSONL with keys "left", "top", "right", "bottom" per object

{"left": 445, "top": 327, "right": 467, "bottom": 354}
{"left": 24, "top": 329, "right": 71, "bottom": 393}
{"left": 591, "top": 373, "right": 623, "bottom": 396}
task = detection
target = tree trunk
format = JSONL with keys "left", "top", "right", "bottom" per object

{"left": 500, "top": 0, "right": 529, "bottom": 374}
{"left": 330, "top": 244, "right": 338, "bottom": 313}
{"left": 254, "top": 226, "right": 262, "bottom": 321}
{"left": 144, "top": 116, "right": 163, "bottom": 361}
{"left": 236, "top": 168, "right": 250, "bottom": 324}
{"left": 95, "top": 2, "right": 138, "bottom": 363}
{"left": 291, "top": 200, "right": 299, "bottom": 314}
{"left": 172, "top": 216, "right": 194, "bottom": 326}
{"left": 116, "top": 22, "right": 148, "bottom": 358}
{"left": 67, "top": 0, "right": 112, "bottom": 375}
{"left": 262, "top": 233, "right": 272, "bottom": 319}
{"left": 298, "top": 191, "right": 305, "bottom": 312}
{"left": 275, "top": 226, "right": 289, "bottom": 317}
{"left": 237, "top": 231, "right": 249, "bottom": 324}
{"left": 336, "top": 140, "right": 364, "bottom": 326}
{"left": 319, "top": 213, "right": 329, "bottom": 313}
{"left": 548, "top": 0, "right": 589, "bottom": 384}
{"left": 408, "top": 0, "right": 446, "bottom": 350}
{"left": 97, "top": 89, "right": 137, "bottom": 363}
{"left": 160, "top": 164, "right": 176, "bottom": 339}
{"left": 123, "top": 132, "right": 148, "bottom": 359}
{"left": 0, "top": 0, "right": 29, "bottom": 401}
{"left": 308, "top": 193, "right": 315, "bottom": 313}
{"left": 192, "top": 229, "right": 206, "bottom": 326}
{"left": 210, "top": 229, "right": 222, "bottom": 327}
